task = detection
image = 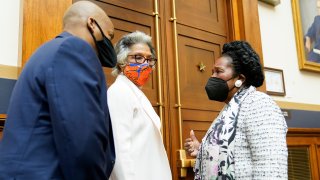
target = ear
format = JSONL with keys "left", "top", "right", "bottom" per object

{"left": 87, "top": 17, "right": 95, "bottom": 33}
{"left": 239, "top": 74, "right": 246, "bottom": 83}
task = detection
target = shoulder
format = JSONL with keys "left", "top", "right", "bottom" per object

{"left": 240, "top": 89, "right": 284, "bottom": 119}
{"left": 39, "top": 32, "right": 92, "bottom": 53}
{"left": 107, "top": 75, "right": 139, "bottom": 110}
{"left": 50, "top": 32, "right": 100, "bottom": 69}
{"left": 56, "top": 32, "right": 95, "bottom": 57}
{"left": 240, "top": 88, "right": 286, "bottom": 125}
{"left": 108, "top": 75, "right": 136, "bottom": 99}
{"left": 31, "top": 32, "right": 96, "bottom": 65}
{"left": 243, "top": 89, "right": 276, "bottom": 108}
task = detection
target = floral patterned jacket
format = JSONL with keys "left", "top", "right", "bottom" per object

{"left": 194, "top": 86, "right": 288, "bottom": 180}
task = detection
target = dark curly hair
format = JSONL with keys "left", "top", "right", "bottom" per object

{"left": 222, "top": 41, "right": 264, "bottom": 87}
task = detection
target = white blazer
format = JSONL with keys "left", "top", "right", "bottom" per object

{"left": 108, "top": 74, "right": 172, "bottom": 180}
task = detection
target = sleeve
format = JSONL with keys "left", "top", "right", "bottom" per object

{"left": 46, "top": 38, "right": 109, "bottom": 180}
{"left": 107, "top": 80, "right": 135, "bottom": 179}
{"left": 244, "top": 94, "right": 288, "bottom": 179}
{"left": 306, "top": 16, "right": 317, "bottom": 40}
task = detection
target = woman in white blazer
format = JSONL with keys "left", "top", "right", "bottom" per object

{"left": 108, "top": 31, "right": 172, "bottom": 180}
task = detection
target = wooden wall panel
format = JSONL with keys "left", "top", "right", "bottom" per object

{"left": 287, "top": 129, "right": 320, "bottom": 180}
{"left": 177, "top": 34, "right": 224, "bottom": 111}
{"left": 98, "top": 0, "right": 154, "bottom": 15}
{"left": 22, "top": 0, "right": 72, "bottom": 66}
{"left": 176, "top": 0, "right": 227, "bottom": 35}
{"left": 90, "top": 0, "right": 159, "bottom": 105}
{"left": 231, "top": 0, "right": 266, "bottom": 92}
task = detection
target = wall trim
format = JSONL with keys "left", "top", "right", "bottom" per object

{"left": 288, "top": 128, "right": 320, "bottom": 137}
{"left": 276, "top": 101, "right": 320, "bottom": 112}
{"left": 0, "top": 114, "right": 6, "bottom": 119}
{"left": 0, "top": 65, "right": 19, "bottom": 80}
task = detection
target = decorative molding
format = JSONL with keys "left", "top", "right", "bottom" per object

{"left": 276, "top": 101, "right": 320, "bottom": 112}
{"left": 0, "top": 65, "right": 19, "bottom": 80}
{"left": 288, "top": 128, "right": 320, "bottom": 137}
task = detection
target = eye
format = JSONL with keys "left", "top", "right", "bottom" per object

{"left": 135, "top": 55, "right": 144, "bottom": 61}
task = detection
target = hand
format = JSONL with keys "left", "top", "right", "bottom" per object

{"left": 184, "top": 130, "right": 200, "bottom": 157}
{"left": 305, "top": 36, "right": 311, "bottom": 52}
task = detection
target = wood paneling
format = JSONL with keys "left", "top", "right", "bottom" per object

{"left": 98, "top": 0, "right": 154, "bottom": 15}
{"left": 0, "top": 65, "right": 19, "bottom": 80}
{"left": 92, "top": 1, "right": 159, "bottom": 104}
{"left": 22, "top": 0, "right": 72, "bottom": 66}
{"left": 176, "top": 0, "right": 227, "bottom": 35}
{"left": 229, "top": 0, "right": 266, "bottom": 92}
{"left": 177, "top": 31, "right": 225, "bottom": 111}
{"left": 287, "top": 129, "right": 320, "bottom": 180}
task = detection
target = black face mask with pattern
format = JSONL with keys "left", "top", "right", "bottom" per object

{"left": 205, "top": 77, "right": 232, "bottom": 102}
{"left": 89, "top": 20, "right": 117, "bottom": 68}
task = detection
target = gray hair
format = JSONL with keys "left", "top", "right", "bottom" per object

{"left": 112, "top": 31, "right": 156, "bottom": 76}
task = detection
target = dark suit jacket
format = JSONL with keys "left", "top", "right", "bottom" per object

{"left": 0, "top": 32, "right": 115, "bottom": 180}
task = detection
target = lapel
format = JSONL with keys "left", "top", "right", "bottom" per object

{"left": 118, "top": 75, "right": 161, "bottom": 131}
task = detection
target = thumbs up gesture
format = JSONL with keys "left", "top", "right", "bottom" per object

{"left": 184, "top": 130, "right": 200, "bottom": 157}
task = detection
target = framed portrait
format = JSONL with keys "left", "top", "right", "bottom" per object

{"left": 292, "top": 0, "right": 320, "bottom": 72}
{"left": 264, "top": 67, "right": 286, "bottom": 96}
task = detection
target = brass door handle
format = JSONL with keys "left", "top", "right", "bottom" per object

{"left": 177, "top": 149, "right": 196, "bottom": 177}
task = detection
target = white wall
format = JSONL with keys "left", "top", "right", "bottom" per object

{"left": 258, "top": 1, "right": 320, "bottom": 105}
{"left": 0, "top": 0, "right": 22, "bottom": 67}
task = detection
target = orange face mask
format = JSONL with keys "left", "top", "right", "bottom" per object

{"left": 123, "top": 63, "right": 152, "bottom": 86}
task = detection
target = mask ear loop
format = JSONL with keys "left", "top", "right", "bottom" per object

{"left": 93, "top": 19, "right": 108, "bottom": 39}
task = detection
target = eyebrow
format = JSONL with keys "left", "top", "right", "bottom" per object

{"left": 133, "top": 53, "right": 152, "bottom": 57}
{"left": 214, "top": 66, "right": 223, "bottom": 70}
{"left": 213, "top": 66, "right": 224, "bottom": 72}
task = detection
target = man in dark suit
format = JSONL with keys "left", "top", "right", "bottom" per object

{"left": 0, "top": 1, "right": 116, "bottom": 179}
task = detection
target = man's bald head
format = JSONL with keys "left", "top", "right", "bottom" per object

{"left": 63, "top": 1, "right": 107, "bottom": 28}
{"left": 62, "top": 1, "right": 114, "bottom": 50}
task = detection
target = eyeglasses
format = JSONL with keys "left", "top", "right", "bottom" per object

{"left": 127, "top": 55, "right": 157, "bottom": 67}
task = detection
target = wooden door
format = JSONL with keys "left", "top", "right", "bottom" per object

{"left": 23, "top": 0, "right": 264, "bottom": 179}
{"left": 287, "top": 129, "right": 320, "bottom": 180}
{"left": 165, "top": 0, "right": 230, "bottom": 179}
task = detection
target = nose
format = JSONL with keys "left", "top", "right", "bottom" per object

{"left": 211, "top": 72, "right": 217, "bottom": 78}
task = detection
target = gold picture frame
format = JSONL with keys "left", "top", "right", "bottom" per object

{"left": 264, "top": 67, "right": 286, "bottom": 96}
{"left": 292, "top": 0, "right": 320, "bottom": 72}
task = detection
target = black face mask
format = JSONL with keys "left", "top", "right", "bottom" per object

{"left": 205, "top": 77, "right": 232, "bottom": 102}
{"left": 89, "top": 20, "right": 117, "bottom": 68}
